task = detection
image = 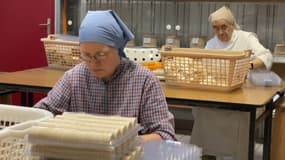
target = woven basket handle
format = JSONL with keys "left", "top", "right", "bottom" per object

{"left": 244, "top": 49, "right": 253, "bottom": 57}
{"left": 47, "top": 34, "right": 56, "bottom": 40}
{"left": 161, "top": 45, "right": 173, "bottom": 51}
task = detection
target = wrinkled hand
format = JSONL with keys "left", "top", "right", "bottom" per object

{"left": 249, "top": 62, "right": 254, "bottom": 70}
{"left": 245, "top": 49, "right": 253, "bottom": 56}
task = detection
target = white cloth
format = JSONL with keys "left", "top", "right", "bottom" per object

{"left": 191, "top": 29, "right": 272, "bottom": 159}
{"left": 208, "top": 6, "right": 240, "bottom": 29}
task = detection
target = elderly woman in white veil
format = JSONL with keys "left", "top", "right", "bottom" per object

{"left": 190, "top": 6, "right": 272, "bottom": 160}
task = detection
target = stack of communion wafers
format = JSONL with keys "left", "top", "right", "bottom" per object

{"left": 27, "top": 112, "right": 142, "bottom": 160}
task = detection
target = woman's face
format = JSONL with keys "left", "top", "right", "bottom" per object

{"left": 80, "top": 42, "right": 120, "bottom": 80}
{"left": 212, "top": 19, "right": 234, "bottom": 42}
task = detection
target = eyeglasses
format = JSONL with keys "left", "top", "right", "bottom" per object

{"left": 212, "top": 24, "right": 230, "bottom": 33}
{"left": 80, "top": 52, "right": 107, "bottom": 62}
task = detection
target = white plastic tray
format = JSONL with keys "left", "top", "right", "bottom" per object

{"left": 0, "top": 104, "right": 53, "bottom": 160}
{"left": 124, "top": 47, "right": 161, "bottom": 63}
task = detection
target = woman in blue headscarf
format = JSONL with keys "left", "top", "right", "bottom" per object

{"left": 34, "top": 10, "right": 176, "bottom": 142}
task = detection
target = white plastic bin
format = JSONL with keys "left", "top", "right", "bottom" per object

{"left": 0, "top": 104, "right": 53, "bottom": 160}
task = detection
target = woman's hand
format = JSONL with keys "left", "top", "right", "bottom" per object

{"left": 138, "top": 133, "right": 162, "bottom": 144}
{"left": 249, "top": 58, "right": 266, "bottom": 70}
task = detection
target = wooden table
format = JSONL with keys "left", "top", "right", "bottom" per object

{"left": 163, "top": 82, "right": 285, "bottom": 160}
{"left": 0, "top": 72, "right": 14, "bottom": 104}
{"left": 0, "top": 68, "right": 63, "bottom": 92}
{"left": 0, "top": 68, "right": 63, "bottom": 106}
{"left": 0, "top": 67, "right": 284, "bottom": 160}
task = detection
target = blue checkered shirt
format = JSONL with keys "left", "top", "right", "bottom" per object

{"left": 34, "top": 59, "right": 175, "bottom": 140}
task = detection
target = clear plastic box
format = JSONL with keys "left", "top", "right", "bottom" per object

{"left": 248, "top": 70, "right": 282, "bottom": 86}
{"left": 142, "top": 140, "right": 202, "bottom": 160}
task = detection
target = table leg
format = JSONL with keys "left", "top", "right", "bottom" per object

{"left": 263, "top": 101, "right": 273, "bottom": 160}
{"left": 28, "top": 92, "right": 34, "bottom": 106}
{"left": 0, "top": 89, "right": 15, "bottom": 104}
{"left": 21, "top": 92, "right": 26, "bottom": 106}
{"left": 21, "top": 92, "right": 34, "bottom": 107}
{"left": 249, "top": 108, "right": 256, "bottom": 160}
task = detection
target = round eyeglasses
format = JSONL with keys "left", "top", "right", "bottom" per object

{"left": 212, "top": 24, "right": 230, "bottom": 33}
{"left": 80, "top": 52, "right": 107, "bottom": 62}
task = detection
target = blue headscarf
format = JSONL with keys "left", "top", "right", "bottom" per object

{"left": 79, "top": 10, "right": 134, "bottom": 57}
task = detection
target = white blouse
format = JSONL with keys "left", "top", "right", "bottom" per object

{"left": 205, "top": 30, "right": 273, "bottom": 70}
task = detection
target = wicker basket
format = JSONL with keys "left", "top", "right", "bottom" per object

{"left": 41, "top": 35, "right": 81, "bottom": 70}
{"left": 0, "top": 104, "right": 53, "bottom": 160}
{"left": 160, "top": 46, "right": 251, "bottom": 91}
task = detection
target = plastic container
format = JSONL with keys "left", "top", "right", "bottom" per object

{"left": 142, "top": 140, "right": 202, "bottom": 160}
{"left": 124, "top": 47, "right": 160, "bottom": 63}
{"left": 142, "top": 35, "right": 157, "bottom": 48}
{"left": 248, "top": 70, "right": 282, "bottom": 86}
{"left": 274, "top": 43, "right": 285, "bottom": 54}
{"left": 0, "top": 104, "right": 53, "bottom": 160}
{"left": 190, "top": 37, "right": 206, "bottom": 48}
{"left": 165, "top": 35, "right": 181, "bottom": 48}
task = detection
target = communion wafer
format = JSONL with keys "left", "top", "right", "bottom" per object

{"left": 28, "top": 126, "right": 114, "bottom": 145}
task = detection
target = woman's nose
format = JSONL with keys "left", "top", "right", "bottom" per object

{"left": 217, "top": 29, "right": 224, "bottom": 34}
